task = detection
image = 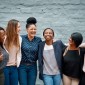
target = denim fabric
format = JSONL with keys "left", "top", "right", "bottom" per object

{"left": 4, "top": 66, "right": 18, "bottom": 85}
{"left": 21, "top": 35, "right": 41, "bottom": 64}
{"left": 18, "top": 63, "right": 37, "bottom": 85}
{"left": 43, "top": 74, "right": 61, "bottom": 85}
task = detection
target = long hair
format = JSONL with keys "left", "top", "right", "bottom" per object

{"left": 5, "top": 19, "right": 20, "bottom": 51}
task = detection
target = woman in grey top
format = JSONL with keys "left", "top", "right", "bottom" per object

{"left": 0, "top": 27, "right": 9, "bottom": 85}
{"left": 38, "top": 28, "right": 65, "bottom": 85}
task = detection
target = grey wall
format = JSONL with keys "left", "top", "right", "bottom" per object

{"left": 0, "top": 0, "right": 85, "bottom": 43}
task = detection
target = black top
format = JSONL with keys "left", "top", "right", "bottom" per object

{"left": 62, "top": 50, "right": 81, "bottom": 79}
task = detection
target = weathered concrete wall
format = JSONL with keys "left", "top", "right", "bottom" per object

{"left": 0, "top": 0, "right": 85, "bottom": 43}
{"left": 0, "top": 0, "right": 85, "bottom": 85}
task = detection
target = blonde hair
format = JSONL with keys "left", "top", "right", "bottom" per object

{"left": 5, "top": 19, "right": 20, "bottom": 51}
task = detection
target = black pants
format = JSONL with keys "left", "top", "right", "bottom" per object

{"left": 0, "top": 71, "right": 4, "bottom": 85}
{"left": 79, "top": 71, "right": 85, "bottom": 85}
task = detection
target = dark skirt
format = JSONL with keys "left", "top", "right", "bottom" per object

{"left": 0, "top": 69, "right": 4, "bottom": 85}
{"left": 79, "top": 71, "right": 85, "bottom": 85}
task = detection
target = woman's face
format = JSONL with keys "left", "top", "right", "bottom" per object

{"left": 43, "top": 29, "right": 54, "bottom": 41}
{"left": 68, "top": 37, "right": 75, "bottom": 46}
{"left": 26, "top": 24, "right": 36, "bottom": 38}
{"left": 0, "top": 30, "right": 5, "bottom": 43}
{"left": 17, "top": 22, "right": 21, "bottom": 34}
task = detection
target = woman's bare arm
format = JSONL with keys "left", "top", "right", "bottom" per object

{"left": 79, "top": 43, "right": 85, "bottom": 47}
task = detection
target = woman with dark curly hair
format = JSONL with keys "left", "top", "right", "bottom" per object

{"left": 18, "top": 17, "right": 42, "bottom": 85}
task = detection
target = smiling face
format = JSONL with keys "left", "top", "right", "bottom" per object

{"left": 17, "top": 22, "right": 21, "bottom": 34}
{"left": 68, "top": 37, "right": 75, "bottom": 46}
{"left": 69, "top": 32, "right": 83, "bottom": 47}
{"left": 43, "top": 28, "right": 54, "bottom": 41}
{"left": 26, "top": 24, "right": 36, "bottom": 38}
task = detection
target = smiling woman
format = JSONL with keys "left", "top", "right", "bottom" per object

{"left": 0, "top": 27, "right": 9, "bottom": 85}
{"left": 4, "top": 19, "right": 22, "bottom": 85}
{"left": 18, "top": 17, "right": 42, "bottom": 85}
{"left": 38, "top": 28, "right": 65, "bottom": 85}
{"left": 62, "top": 32, "right": 85, "bottom": 85}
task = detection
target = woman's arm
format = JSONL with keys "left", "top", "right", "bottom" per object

{"left": 79, "top": 43, "right": 85, "bottom": 47}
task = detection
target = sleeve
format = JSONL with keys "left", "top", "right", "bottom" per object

{"left": 39, "top": 37, "right": 42, "bottom": 43}
{"left": 38, "top": 42, "right": 42, "bottom": 69}
{"left": 60, "top": 40, "right": 66, "bottom": 49}
{"left": 82, "top": 48, "right": 85, "bottom": 72}
{"left": 38, "top": 42, "right": 43, "bottom": 80}
{"left": 16, "top": 36, "right": 22, "bottom": 67}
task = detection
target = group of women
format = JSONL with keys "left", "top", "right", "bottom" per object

{"left": 0, "top": 17, "right": 85, "bottom": 85}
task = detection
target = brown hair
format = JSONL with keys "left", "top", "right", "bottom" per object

{"left": 5, "top": 19, "right": 20, "bottom": 51}
{"left": 0, "top": 27, "right": 5, "bottom": 47}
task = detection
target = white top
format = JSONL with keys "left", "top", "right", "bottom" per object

{"left": 16, "top": 36, "right": 22, "bottom": 67}
{"left": 7, "top": 45, "right": 18, "bottom": 66}
{"left": 83, "top": 54, "right": 85, "bottom": 72}
{"left": 43, "top": 44, "right": 60, "bottom": 75}
{"left": 6, "top": 36, "right": 22, "bottom": 67}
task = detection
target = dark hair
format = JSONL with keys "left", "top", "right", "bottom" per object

{"left": 0, "top": 27, "right": 5, "bottom": 32}
{"left": 0, "top": 27, "right": 5, "bottom": 47}
{"left": 26, "top": 17, "right": 37, "bottom": 28}
{"left": 43, "top": 28, "right": 54, "bottom": 37}
{"left": 71, "top": 32, "right": 83, "bottom": 47}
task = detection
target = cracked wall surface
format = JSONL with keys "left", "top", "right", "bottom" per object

{"left": 0, "top": 0, "right": 85, "bottom": 85}
{"left": 0, "top": 0, "right": 85, "bottom": 43}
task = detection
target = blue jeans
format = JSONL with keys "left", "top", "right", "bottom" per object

{"left": 18, "top": 63, "right": 37, "bottom": 85}
{"left": 4, "top": 66, "right": 18, "bottom": 85}
{"left": 43, "top": 74, "right": 61, "bottom": 85}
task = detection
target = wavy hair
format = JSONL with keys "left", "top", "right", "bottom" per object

{"left": 5, "top": 19, "right": 20, "bottom": 51}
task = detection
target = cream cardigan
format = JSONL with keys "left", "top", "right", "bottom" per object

{"left": 16, "top": 36, "right": 22, "bottom": 67}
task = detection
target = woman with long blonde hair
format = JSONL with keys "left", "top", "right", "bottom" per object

{"left": 4, "top": 19, "right": 22, "bottom": 85}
